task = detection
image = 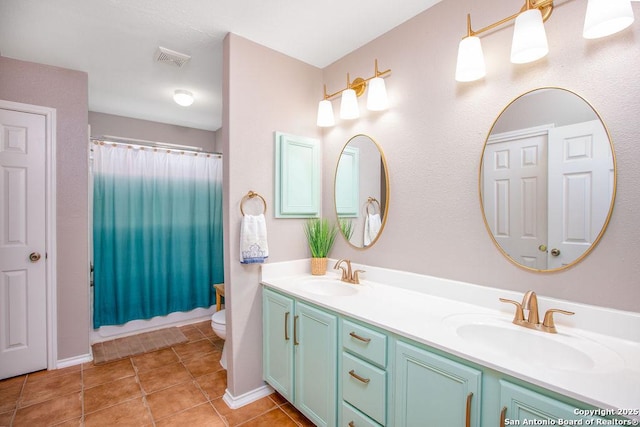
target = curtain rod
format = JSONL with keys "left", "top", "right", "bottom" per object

{"left": 90, "top": 135, "right": 222, "bottom": 156}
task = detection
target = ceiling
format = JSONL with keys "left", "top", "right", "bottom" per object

{"left": 0, "top": 0, "right": 442, "bottom": 132}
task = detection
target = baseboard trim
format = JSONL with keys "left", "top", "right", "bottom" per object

{"left": 56, "top": 353, "right": 93, "bottom": 369}
{"left": 222, "top": 384, "right": 274, "bottom": 409}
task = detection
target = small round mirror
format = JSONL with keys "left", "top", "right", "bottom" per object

{"left": 334, "top": 134, "right": 389, "bottom": 249}
{"left": 480, "top": 88, "right": 616, "bottom": 272}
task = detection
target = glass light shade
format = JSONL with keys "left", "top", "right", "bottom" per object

{"left": 366, "top": 77, "right": 389, "bottom": 111}
{"left": 455, "top": 36, "right": 486, "bottom": 82}
{"left": 173, "top": 89, "right": 194, "bottom": 106}
{"left": 340, "top": 88, "right": 359, "bottom": 120}
{"left": 510, "top": 9, "right": 549, "bottom": 64}
{"left": 583, "top": 0, "right": 634, "bottom": 39}
{"left": 316, "top": 99, "right": 335, "bottom": 127}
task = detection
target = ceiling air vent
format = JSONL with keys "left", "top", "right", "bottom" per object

{"left": 155, "top": 46, "right": 191, "bottom": 67}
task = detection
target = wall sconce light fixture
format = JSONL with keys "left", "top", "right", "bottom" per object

{"left": 174, "top": 89, "right": 195, "bottom": 106}
{"left": 455, "top": 0, "right": 636, "bottom": 82}
{"left": 317, "top": 59, "right": 391, "bottom": 127}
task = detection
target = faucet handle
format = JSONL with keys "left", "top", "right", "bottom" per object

{"left": 353, "top": 270, "right": 366, "bottom": 284}
{"left": 542, "top": 309, "right": 575, "bottom": 333}
{"left": 499, "top": 298, "right": 525, "bottom": 323}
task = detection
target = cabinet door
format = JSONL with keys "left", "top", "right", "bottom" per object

{"left": 499, "top": 380, "right": 607, "bottom": 424}
{"left": 263, "top": 288, "right": 294, "bottom": 401}
{"left": 295, "top": 302, "right": 338, "bottom": 427}
{"left": 395, "top": 341, "right": 481, "bottom": 427}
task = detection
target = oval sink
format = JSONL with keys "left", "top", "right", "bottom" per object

{"left": 295, "top": 278, "right": 358, "bottom": 297}
{"left": 443, "top": 314, "right": 624, "bottom": 373}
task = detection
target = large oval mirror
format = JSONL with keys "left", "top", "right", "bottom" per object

{"left": 335, "top": 134, "right": 389, "bottom": 248}
{"left": 480, "top": 88, "right": 616, "bottom": 272}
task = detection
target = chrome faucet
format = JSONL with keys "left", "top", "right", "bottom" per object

{"left": 500, "top": 290, "right": 575, "bottom": 334}
{"left": 334, "top": 259, "right": 365, "bottom": 284}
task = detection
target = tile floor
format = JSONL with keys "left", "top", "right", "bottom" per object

{"left": 0, "top": 321, "right": 314, "bottom": 427}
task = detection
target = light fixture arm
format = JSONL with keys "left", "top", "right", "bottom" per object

{"left": 322, "top": 59, "right": 391, "bottom": 101}
{"left": 465, "top": 0, "right": 553, "bottom": 38}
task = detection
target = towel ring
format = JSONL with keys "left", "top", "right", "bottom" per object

{"left": 366, "top": 197, "right": 381, "bottom": 215}
{"left": 240, "top": 191, "right": 267, "bottom": 216}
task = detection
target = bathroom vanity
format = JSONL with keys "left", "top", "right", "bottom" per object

{"left": 261, "top": 260, "right": 640, "bottom": 427}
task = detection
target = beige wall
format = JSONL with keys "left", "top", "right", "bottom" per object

{"left": 0, "top": 56, "right": 90, "bottom": 360}
{"left": 222, "top": 34, "right": 323, "bottom": 397}
{"left": 320, "top": 0, "right": 640, "bottom": 312}
{"left": 89, "top": 111, "right": 217, "bottom": 152}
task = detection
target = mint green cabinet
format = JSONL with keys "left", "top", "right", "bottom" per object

{"left": 499, "top": 380, "right": 607, "bottom": 425}
{"left": 263, "top": 288, "right": 337, "bottom": 427}
{"left": 395, "top": 340, "right": 482, "bottom": 427}
{"left": 263, "top": 288, "right": 294, "bottom": 401}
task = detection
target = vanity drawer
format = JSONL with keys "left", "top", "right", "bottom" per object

{"left": 342, "top": 319, "right": 387, "bottom": 368}
{"left": 342, "top": 352, "right": 386, "bottom": 425}
{"left": 342, "top": 401, "right": 382, "bottom": 427}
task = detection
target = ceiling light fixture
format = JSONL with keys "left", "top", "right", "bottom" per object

{"left": 173, "top": 89, "right": 194, "bottom": 107}
{"left": 455, "top": 0, "right": 635, "bottom": 82}
{"left": 317, "top": 59, "right": 391, "bottom": 127}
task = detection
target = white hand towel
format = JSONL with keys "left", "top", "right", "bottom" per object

{"left": 364, "top": 213, "right": 382, "bottom": 247}
{"left": 240, "top": 214, "right": 269, "bottom": 264}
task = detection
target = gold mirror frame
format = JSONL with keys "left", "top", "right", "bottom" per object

{"left": 479, "top": 87, "right": 617, "bottom": 272}
{"left": 334, "top": 134, "right": 390, "bottom": 249}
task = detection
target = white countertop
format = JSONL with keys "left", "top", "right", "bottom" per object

{"left": 261, "top": 259, "right": 640, "bottom": 418}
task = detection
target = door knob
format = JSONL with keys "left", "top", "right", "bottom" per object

{"left": 29, "top": 252, "right": 42, "bottom": 262}
{"left": 538, "top": 244, "right": 547, "bottom": 252}
{"left": 550, "top": 248, "right": 561, "bottom": 257}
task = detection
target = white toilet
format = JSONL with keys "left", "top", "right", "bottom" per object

{"left": 211, "top": 309, "right": 227, "bottom": 369}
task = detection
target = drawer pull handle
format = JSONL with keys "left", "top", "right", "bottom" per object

{"left": 348, "top": 369, "right": 370, "bottom": 384}
{"left": 293, "top": 315, "right": 299, "bottom": 346}
{"left": 349, "top": 331, "right": 371, "bottom": 343}
{"left": 284, "top": 311, "right": 290, "bottom": 341}
{"left": 348, "top": 422, "right": 355, "bottom": 427}
{"left": 500, "top": 406, "right": 507, "bottom": 427}
{"left": 466, "top": 392, "right": 473, "bottom": 427}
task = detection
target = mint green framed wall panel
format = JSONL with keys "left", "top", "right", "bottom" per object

{"left": 335, "top": 146, "right": 359, "bottom": 217}
{"left": 262, "top": 288, "right": 294, "bottom": 401}
{"left": 275, "top": 132, "right": 320, "bottom": 218}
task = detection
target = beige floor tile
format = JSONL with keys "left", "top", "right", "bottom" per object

{"left": 84, "top": 375, "right": 142, "bottom": 414}
{"left": 137, "top": 362, "right": 192, "bottom": 394}
{"left": 179, "top": 325, "right": 207, "bottom": 342}
{"left": 146, "top": 381, "right": 207, "bottom": 421}
{"left": 0, "top": 409, "right": 15, "bottom": 427}
{"left": 238, "top": 408, "right": 298, "bottom": 426}
{"left": 0, "top": 375, "right": 25, "bottom": 413}
{"left": 20, "top": 371, "right": 81, "bottom": 407}
{"left": 26, "top": 365, "right": 81, "bottom": 381}
{"left": 155, "top": 403, "right": 225, "bottom": 427}
{"left": 172, "top": 339, "right": 216, "bottom": 361}
{"left": 281, "top": 403, "right": 316, "bottom": 426}
{"left": 83, "top": 358, "right": 135, "bottom": 389}
{"left": 268, "top": 391, "right": 288, "bottom": 406}
{"left": 12, "top": 392, "right": 81, "bottom": 426}
{"left": 51, "top": 417, "right": 83, "bottom": 426}
{"left": 211, "top": 396, "right": 276, "bottom": 427}
{"left": 131, "top": 347, "right": 179, "bottom": 373}
{"left": 84, "top": 397, "right": 152, "bottom": 427}
{"left": 196, "top": 370, "right": 227, "bottom": 400}
{"left": 183, "top": 350, "right": 223, "bottom": 377}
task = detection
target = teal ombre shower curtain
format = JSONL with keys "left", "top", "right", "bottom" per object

{"left": 92, "top": 143, "right": 223, "bottom": 328}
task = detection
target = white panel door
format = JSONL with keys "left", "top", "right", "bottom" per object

{"left": 483, "top": 132, "right": 548, "bottom": 269}
{"left": 0, "top": 108, "right": 47, "bottom": 379}
{"left": 547, "top": 120, "right": 612, "bottom": 270}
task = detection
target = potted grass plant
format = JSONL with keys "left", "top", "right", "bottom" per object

{"left": 304, "top": 218, "right": 338, "bottom": 275}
